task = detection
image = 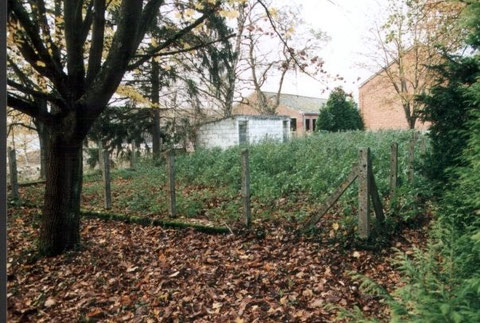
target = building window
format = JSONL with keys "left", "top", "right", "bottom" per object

{"left": 290, "top": 118, "right": 297, "bottom": 131}
{"left": 306, "top": 119, "right": 311, "bottom": 131}
{"left": 312, "top": 119, "right": 316, "bottom": 131}
{"left": 239, "top": 121, "right": 248, "bottom": 145}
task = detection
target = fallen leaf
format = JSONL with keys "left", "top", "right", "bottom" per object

{"left": 126, "top": 266, "right": 138, "bottom": 273}
{"left": 86, "top": 308, "right": 103, "bottom": 318}
{"left": 310, "top": 299, "right": 324, "bottom": 308}
{"left": 169, "top": 271, "right": 180, "bottom": 277}
{"left": 44, "top": 298, "right": 56, "bottom": 307}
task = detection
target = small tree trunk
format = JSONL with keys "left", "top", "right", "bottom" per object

{"left": 152, "top": 109, "right": 161, "bottom": 161}
{"left": 408, "top": 117, "right": 416, "bottom": 130}
{"left": 8, "top": 147, "right": 19, "bottom": 200}
{"left": 98, "top": 140, "right": 104, "bottom": 173}
{"left": 39, "top": 138, "right": 83, "bottom": 256}
{"left": 33, "top": 99, "right": 49, "bottom": 180}
{"left": 37, "top": 123, "right": 49, "bottom": 180}
{"left": 151, "top": 58, "right": 161, "bottom": 162}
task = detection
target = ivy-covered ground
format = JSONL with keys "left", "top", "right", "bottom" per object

{"left": 8, "top": 131, "right": 432, "bottom": 321}
{"left": 20, "top": 131, "right": 427, "bottom": 234}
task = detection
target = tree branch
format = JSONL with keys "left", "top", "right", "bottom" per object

{"left": 8, "top": 0, "right": 69, "bottom": 97}
{"left": 256, "top": 0, "right": 320, "bottom": 81}
{"left": 132, "top": 33, "right": 236, "bottom": 60}
{"left": 86, "top": 0, "right": 106, "bottom": 84}
{"left": 7, "top": 80, "right": 65, "bottom": 108}
{"left": 127, "top": 8, "right": 217, "bottom": 70}
{"left": 81, "top": 0, "right": 145, "bottom": 117}
{"left": 7, "top": 94, "right": 54, "bottom": 126}
{"left": 64, "top": 0, "right": 86, "bottom": 97}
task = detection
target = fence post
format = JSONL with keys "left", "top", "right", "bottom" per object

{"left": 167, "top": 149, "right": 176, "bottom": 218}
{"left": 102, "top": 148, "right": 112, "bottom": 210}
{"left": 420, "top": 135, "right": 427, "bottom": 155}
{"left": 241, "top": 149, "right": 251, "bottom": 228}
{"left": 358, "top": 148, "right": 371, "bottom": 239}
{"left": 130, "top": 143, "right": 136, "bottom": 169}
{"left": 408, "top": 132, "right": 417, "bottom": 183}
{"left": 8, "top": 147, "right": 19, "bottom": 200}
{"left": 390, "top": 143, "right": 398, "bottom": 198}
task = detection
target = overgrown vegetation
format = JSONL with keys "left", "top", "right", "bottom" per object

{"left": 345, "top": 2, "right": 480, "bottom": 320}
{"left": 22, "top": 130, "right": 428, "bottom": 245}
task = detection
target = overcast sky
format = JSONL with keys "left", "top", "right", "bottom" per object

{"left": 261, "top": 0, "right": 389, "bottom": 101}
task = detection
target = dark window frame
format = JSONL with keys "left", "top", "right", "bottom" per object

{"left": 290, "top": 118, "right": 297, "bottom": 131}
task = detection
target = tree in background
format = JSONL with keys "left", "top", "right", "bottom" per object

{"left": 316, "top": 87, "right": 364, "bottom": 132}
{"left": 243, "top": 0, "right": 328, "bottom": 115}
{"left": 180, "top": 5, "right": 245, "bottom": 118}
{"left": 367, "top": 0, "right": 465, "bottom": 129}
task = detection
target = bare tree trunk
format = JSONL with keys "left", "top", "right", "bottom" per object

{"left": 408, "top": 117, "right": 416, "bottom": 129}
{"left": 37, "top": 122, "right": 49, "bottom": 180}
{"left": 151, "top": 58, "right": 161, "bottom": 162}
{"left": 39, "top": 136, "right": 83, "bottom": 256}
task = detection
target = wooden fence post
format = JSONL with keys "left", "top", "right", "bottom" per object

{"left": 390, "top": 143, "right": 398, "bottom": 198}
{"left": 420, "top": 136, "right": 427, "bottom": 155}
{"left": 8, "top": 147, "right": 19, "bottom": 200}
{"left": 369, "top": 162, "right": 385, "bottom": 223}
{"left": 241, "top": 149, "right": 251, "bottom": 227}
{"left": 408, "top": 132, "right": 417, "bottom": 183}
{"left": 102, "top": 148, "right": 112, "bottom": 210}
{"left": 167, "top": 150, "right": 176, "bottom": 218}
{"left": 358, "top": 148, "right": 371, "bottom": 239}
{"left": 130, "top": 143, "right": 136, "bottom": 169}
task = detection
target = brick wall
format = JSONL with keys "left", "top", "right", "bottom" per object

{"left": 359, "top": 75, "right": 430, "bottom": 131}
{"left": 359, "top": 50, "right": 431, "bottom": 131}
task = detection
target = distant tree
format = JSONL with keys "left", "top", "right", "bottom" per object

{"left": 316, "top": 87, "right": 364, "bottom": 132}
{"left": 366, "top": 0, "right": 464, "bottom": 129}
{"left": 243, "top": 0, "right": 328, "bottom": 115}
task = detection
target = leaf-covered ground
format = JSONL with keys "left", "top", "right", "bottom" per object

{"left": 8, "top": 205, "right": 429, "bottom": 322}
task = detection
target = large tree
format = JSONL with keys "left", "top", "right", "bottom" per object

{"left": 7, "top": 0, "right": 222, "bottom": 256}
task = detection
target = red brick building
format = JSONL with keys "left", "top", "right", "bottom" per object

{"left": 233, "top": 92, "right": 326, "bottom": 136}
{"left": 358, "top": 56, "right": 431, "bottom": 131}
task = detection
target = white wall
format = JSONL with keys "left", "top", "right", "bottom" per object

{"left": 196, "top": 118, "right": 238, "bottom": 149}
{"left": 196, "top": 117, "right": 290, "bottom": 149}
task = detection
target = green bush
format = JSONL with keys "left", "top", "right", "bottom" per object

{"left": 379, "top": 111, "right": 480, "bottom": 323}
{"left": 316, "top": 87, "right": 364, "bottom": 132}
{"left": 418, "top": 54, "right": 480, "bottom": 188}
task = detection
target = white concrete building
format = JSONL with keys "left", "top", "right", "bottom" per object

{"left": 196, "top": 115, "right": 291, "bottom": 149}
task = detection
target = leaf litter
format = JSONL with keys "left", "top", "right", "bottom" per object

{"left": 7, "top": 204, "right": 429, "bottom": 322}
